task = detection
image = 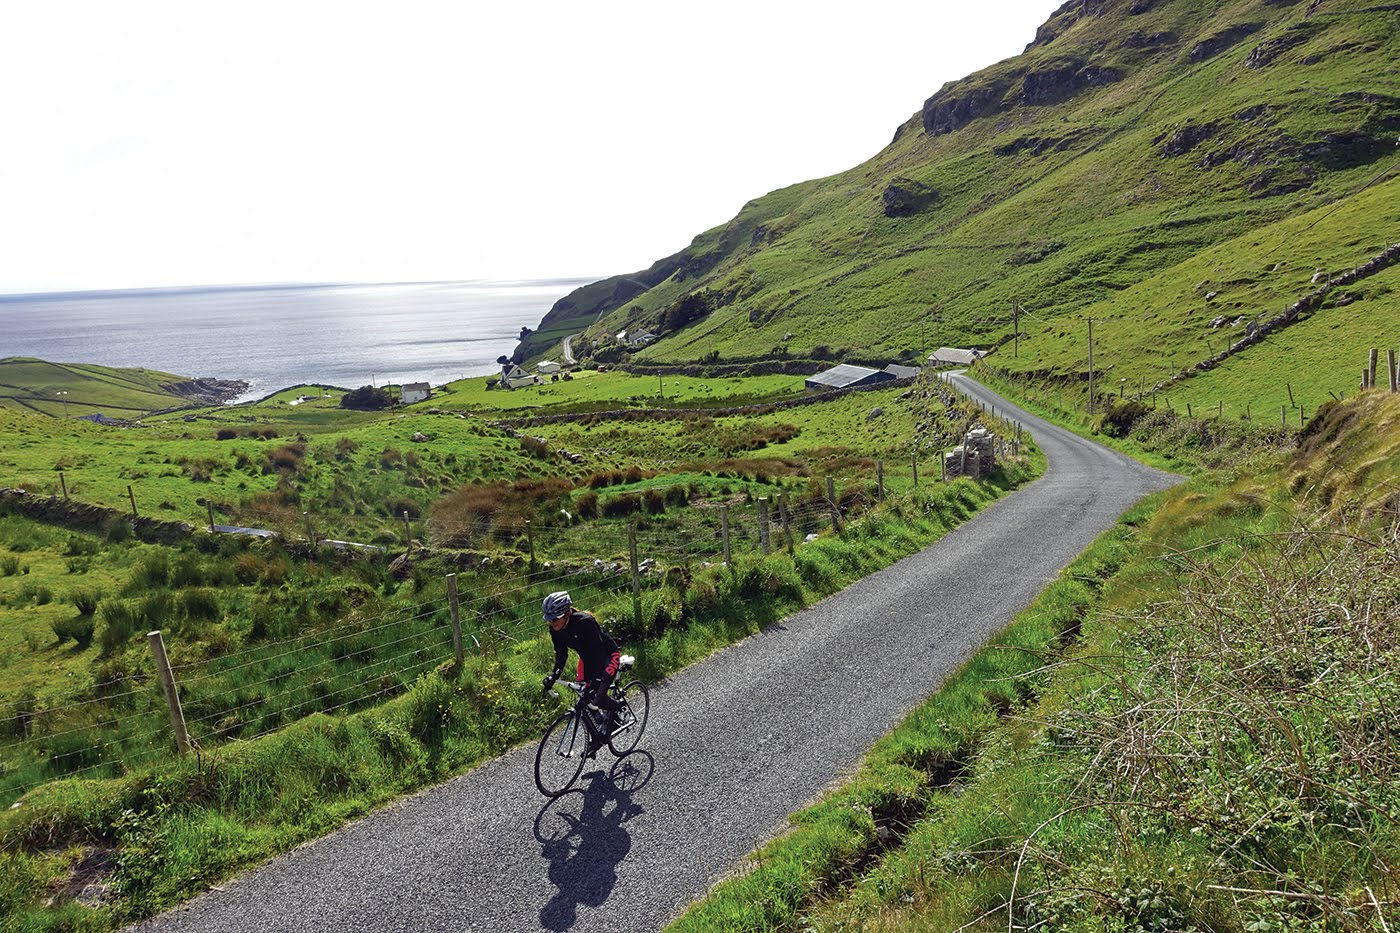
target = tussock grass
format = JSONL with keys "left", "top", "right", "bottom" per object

{"left": 717, "top": 393, "right": 1400, "bottom": 932}
{"left": 0, "top": 451, "right": 1040, "bottom": 928}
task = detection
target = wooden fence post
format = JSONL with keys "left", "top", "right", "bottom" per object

{"left": 911, "top": 453, "right": 919, "bottom": 488}
{"left": 1287, "top": 383, "right": 1295, "bottom": 408}
{"left": 826, "top": 476, "right": 842, "bottom": 537}
{"left": 401, "top": 511, "right": 412, "bottom": 547}
{"left": 720, "top": 505, "right": 732, "bottom": 565}
{"left": 147, "top": 631, "right": 190, "bottom": 755}
{"left": 757, "top": 497, "right": 771, "bottom": 555}
{"left": 1390, "top": 349, "right": 1398, "bottom": 392}
{"left": 779, "top": 491, "right": 794, "bottom": 552}
{"left": 628, "top": 522, "right": 641, "bottom": 629}
{"left": 1369, "top": 348, "right": 1379, "bottom": 389}
{"left": 59, "top": 471, "right": 68, "bottom": 501}
{"left": 525, "top": 520, "right": 536, "bottom": 572}
{"left": 446, "top": 573, "right": 464, "bottom": 668}
{"left": 1282, "top": 404, "right": 1287, "bottom": 426}
{"left": 1217, "top": 400, "right": 1223, "bottom": 420}
{"left": 128, "top": 485, "right": 138, "bottom": 518}
{"left": 876, "top": 461, "right": 884, "bottom": 502}
{"left": 206, "top": 501, "right": 216, "bottom": 533}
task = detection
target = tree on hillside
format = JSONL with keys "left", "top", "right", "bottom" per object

{"left": 339, "top": 385, "right": 394, "bottom": 411}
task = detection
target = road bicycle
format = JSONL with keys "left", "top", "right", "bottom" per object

{"left": 534, "top": 655, "right": 650, "bottom": 797}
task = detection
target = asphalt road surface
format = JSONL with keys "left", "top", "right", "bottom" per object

{"left": 134, "top": 375, "right": 1179, "bottom": 933}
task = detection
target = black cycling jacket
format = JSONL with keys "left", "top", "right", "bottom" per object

{"left": 549, "top": 609, "right": 619, "bottom": 681}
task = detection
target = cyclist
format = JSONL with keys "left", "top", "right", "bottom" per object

{"left": 540, "top": 591, "right": 623, "bottom": 734}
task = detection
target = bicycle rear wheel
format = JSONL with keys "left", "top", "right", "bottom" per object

{"left": 535, "top": 711, "right": 587, "bottom": 797}
{"left": 608, "top": 681, "right": 650, "bottom": 756}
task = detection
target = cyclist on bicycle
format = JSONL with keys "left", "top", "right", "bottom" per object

{"left": 540, "top": 591, "right": 622, "bottom": 734}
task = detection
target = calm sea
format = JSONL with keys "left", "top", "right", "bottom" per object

{"left": 0, "top": 279, "right": 589, "bottom": 403}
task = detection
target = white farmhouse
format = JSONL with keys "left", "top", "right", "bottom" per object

{"left": 401, "top": 382, "right": 431, "bottom": 404}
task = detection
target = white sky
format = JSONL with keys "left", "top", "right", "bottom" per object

{"left": 0, "top": 1, "right": 1062, "bottom": 294}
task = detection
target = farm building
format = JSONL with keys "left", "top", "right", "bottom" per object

{"left": 883, "top": 364, "right": 921, "bottom": 380}
{"left": 401, "top": 382, "right": 431, "bottom": 404}
{"left": 537, "top": 360, "right": 562, "bottom": 375}
{"left": 500, "top": 362, "right": 539, "bottom": 390}
{"left": 805, "top": 364, "right": 896, "bottom": 391}
{"left": 927, "top": 347, "right": 983, "bottom": 368}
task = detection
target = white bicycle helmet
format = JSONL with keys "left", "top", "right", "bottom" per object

{"left": 542, "top": 591, "right": 572, "bottom": 622}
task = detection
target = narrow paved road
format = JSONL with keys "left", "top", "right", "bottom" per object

{"left": 135, "top": 376, "right": 1179, "bottom": 933}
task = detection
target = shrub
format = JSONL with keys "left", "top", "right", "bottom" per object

{"left": 128, "top": 553, "right": 170, "bottom": 591}
{"left": 169, "top": 553, "right": 206, "bottom": 588}
{"left": 179, "top": 588, "right": 221, "bottom": 622}
{"left": 51, "top": 615, "right": 96, "bottom": 649}
{"left": 340, "top": 385, "right": 394, "bottom": 410}
{"left": 139, "top": 591, "right": 177, "bottom": 628}
{"left": 601, "top": 493, "right": 642, "bottom": 519}
{"left": 0, "top": 554, "right": 19, "bottom": 576}
{"left": 215, "top": 428, "right": 239, "bottom": 440}
{"left": 99, "top": 600, "right": 143, "bottom": 655}
{"left": 63, "top": 536, "right": 99, "bottom": 557}
{"left": 70, "top": 589, "right": 100, "bottom": 616}
{"left": 265, "top": 442, "right": 308, "bottom": 474}
{"left": 406, "top": 673, "right": 454, "bottom": 747}
{"left": 576, "top": 491, "right": 599, "bottom": 519}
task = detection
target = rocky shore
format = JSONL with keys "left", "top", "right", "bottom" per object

{"left": 159, "top": 377, "right": 251, "bottom": 405}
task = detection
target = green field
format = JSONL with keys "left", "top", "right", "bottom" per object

{"left": 0, "top": 358, "right": 192, "bottom": 418}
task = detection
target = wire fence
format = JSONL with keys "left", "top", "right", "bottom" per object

{"left": 0, "top": 390, "right": 1029, "bottom": 806}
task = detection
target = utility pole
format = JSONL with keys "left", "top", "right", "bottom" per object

{"left": 1087, "top": 317, "right": 1096, "bottom": 415}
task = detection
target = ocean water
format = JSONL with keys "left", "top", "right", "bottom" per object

{"left": 0, "top": 279, "right": 589, "bottom": 403}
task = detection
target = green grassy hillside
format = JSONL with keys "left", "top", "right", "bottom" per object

{"left": 519, "top": 0, "right": 1399, "bottom": 407}
{"left": 0, "top": 359, "right": 195, "bottom": 418}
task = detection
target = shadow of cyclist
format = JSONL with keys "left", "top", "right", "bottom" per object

{"left": 535, "top": 751, "right": 654, "bottom": 931}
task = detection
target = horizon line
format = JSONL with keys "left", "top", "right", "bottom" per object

{"left": 0, "top": 276, "right": 602, "bottom": 302}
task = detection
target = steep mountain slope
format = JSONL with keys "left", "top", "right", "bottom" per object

{"left": 517, "top": 0, "right": 1399, "bottom": 393}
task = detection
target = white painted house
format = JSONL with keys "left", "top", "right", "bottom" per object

{"left": 501, "top": 362, "right": 539, "bottom": 389}
{"left": 927, "top": 347, "right": 984, "bottom": 368}
{"left": 537, "top": 360, "right": 562, "bottom": 375}
{"left": 401, "top": 382, "right": 431, "bottom": 404}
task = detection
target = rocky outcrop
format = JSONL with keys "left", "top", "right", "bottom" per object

{"left": 1158, "top": 122, "right": 1219, "bottom": 157}
{"left": 1019, "top": 59, "right": 1124, "bottom": 105}
{"left": 922, "top": 78, "right": 1014, "bottom": 137}
{"left": 922, "top": 55, "right": 1122, "bottom": 138}
{"left": 1188, "top": 23, "right": 1264, "bottom": 61}
{"left": 1026, "top": 0, "right": 1109, "bottom": 49}
{"left": 881, "top": 177, "right": 939, "bottom": 218}
{"left": 1246, "top": 22, "right": 1324, "bottom": 67}
{"left": 160, "top": 377, "right": 251, "bottom": 405}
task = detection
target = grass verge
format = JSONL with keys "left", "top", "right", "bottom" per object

{"left": 0, "top": 453, "right": 1041, "bottom": 931}
{"left": 667, "top": 492, "right": 1158, "bottom": 932}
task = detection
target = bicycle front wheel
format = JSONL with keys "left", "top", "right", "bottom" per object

{"left": 608, "top": 681, "right": 650, "bottom": 756}
{"left": 535, "top": 711, "right": 587, "bottom": 797}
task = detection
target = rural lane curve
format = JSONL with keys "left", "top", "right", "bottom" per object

{"left": 134, "top": 375, "right": 1179, "bottom": 933}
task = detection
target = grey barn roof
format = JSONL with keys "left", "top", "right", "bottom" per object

{"left": 805, "top": 364, "right": 894, "bottom": 390}
{"left": 883, "top": 364, "right": 921, "bottom": 380}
